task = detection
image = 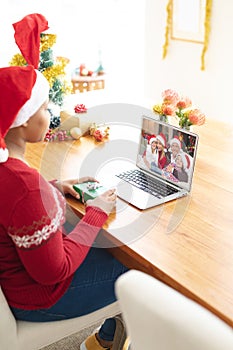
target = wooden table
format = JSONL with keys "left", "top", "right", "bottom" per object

{"left": 71, "top": 74, "right": 105, "bottom": 93}
{"left": 25, "top": 115, "right": 233, "bottom": 328}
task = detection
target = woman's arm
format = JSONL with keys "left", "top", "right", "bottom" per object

{"left": 8, "top": 180, "right": 108, "bottom": 285}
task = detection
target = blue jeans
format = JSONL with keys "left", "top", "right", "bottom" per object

{"left": 11, "top": 247, "right": 128, "bottom": 340}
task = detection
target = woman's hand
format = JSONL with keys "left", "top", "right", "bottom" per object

{"left": 86, "top": 188, "right": 117, "bottom": 215}
{"left": 54, "top": 177, "right": 99, "bottom": 199}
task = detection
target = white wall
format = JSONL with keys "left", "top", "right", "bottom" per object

{"left": 144, "top": 0, "right": 233, "bottom": 123}
{"left": 1, "top": 1, "right": 232, "bottom": 123}
{"left": 0, "top": 0, "right": 145, "bottom": 101}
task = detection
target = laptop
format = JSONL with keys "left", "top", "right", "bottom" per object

{"left": 115, "top": 115, "right": 199, "bottom": 210}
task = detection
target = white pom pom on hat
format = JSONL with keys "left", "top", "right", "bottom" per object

{"left": 0, "top": 145, "right": 9, "bottom": 163}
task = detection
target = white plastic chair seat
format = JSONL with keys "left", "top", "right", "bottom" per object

{"left": 0, "top": 286, "right": 120, "bottom": 350}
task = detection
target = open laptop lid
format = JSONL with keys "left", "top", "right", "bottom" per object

{"left": 136, "top": 115, "right": 199, "bottom": 192}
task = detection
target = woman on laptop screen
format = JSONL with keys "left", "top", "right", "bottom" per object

{"left": 141, "top": 133, "right": 167, "bottom": 174}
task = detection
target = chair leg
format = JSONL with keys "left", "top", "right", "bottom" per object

{"left": 122, "top": 337, "right": 131, "bottom": 350}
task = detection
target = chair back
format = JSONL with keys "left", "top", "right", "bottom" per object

{"left": 115, "top": 270, "right": 233, "bottom": 350}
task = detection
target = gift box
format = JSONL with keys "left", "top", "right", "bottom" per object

{"left": 60, "top": 109, "right": 92, "bottom": 135}
{"left": 73, "top": 182, "right": 108, "bottom": 203}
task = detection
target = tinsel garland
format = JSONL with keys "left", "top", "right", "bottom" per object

{"left": 162, "top": 0, "right": 212, "bottom": 70}
{"left": 40, "top": 33, "right": 57, "bottom": 52}
{"left": 162, "top": 0, "right": 172, "bottom": 59}
{"left": 9, "top": 53, "right": 27, "bottom": 66}
{"left": 200, "top": 0, "right": 212, "bottom": 70}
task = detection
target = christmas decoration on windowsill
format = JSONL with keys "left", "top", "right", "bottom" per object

{"left": 9, "top": 14, "right": 72, "bottom": 130}
{"left": 79, "top": 63, "right": 94, "bottom": 77}
{"left": 152, "top": 89, "right": 206, "bottom": 130}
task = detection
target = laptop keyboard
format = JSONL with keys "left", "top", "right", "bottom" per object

{"left": 116, "top": 169, "right": 179, "bottom": 198}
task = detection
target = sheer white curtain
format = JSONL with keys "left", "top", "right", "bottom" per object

{"left": 0, "top": 0, "right": 145, "bottom": 100}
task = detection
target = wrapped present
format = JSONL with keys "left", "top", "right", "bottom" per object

{"left": 60, "top": 104, "right": 92, "bottom": 135}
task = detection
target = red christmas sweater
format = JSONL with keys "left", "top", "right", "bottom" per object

{"left": 0, "top": 158, "right": 108, "bottom": 310}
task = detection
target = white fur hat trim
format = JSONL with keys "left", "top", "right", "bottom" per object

{"left": 10, "top": 70, "right": 49, "bottom": 128}
{"left": 0, "top": 148, "right": 9, "bottom": 163}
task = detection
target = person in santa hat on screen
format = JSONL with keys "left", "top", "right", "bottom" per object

{"left": 166, "top": 135, "right": 183, "bottom": 164}
{"left": 142, "top": 133, "right": 167, "bottom": 174}
{"left": 0, "top": 13, "right": 128, "bottom": 350}
{"left": 172, "top": 152, "right": 191, "bottom": 183}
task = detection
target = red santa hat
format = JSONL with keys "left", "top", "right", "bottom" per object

{"left": 155, "top": 133, "right": 166, "bottom": 147}
{"left": 169, "top": 136, "right": 182, "bottom": 149}
{"left": 13, "top": 13, "right": 49, "bottom": 69}
{"left": 148, "top": 134, "right": 156, "bottom": 144}
{"left": 178, "top": 152, "right": 191, "bottom": 170}
{"left": 0, "top": 66, "right": 50, "bottom": 163}
{"left": 0, "top": 13, "right": 50, "bottom": 163}
{"left": 149, "top": 137, "right": 157, "bottom": 145}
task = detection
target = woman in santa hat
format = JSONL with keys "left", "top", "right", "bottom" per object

{"left": 142, "top": 133, "right": 167, "bottom": 174}
{"left": 173, "top": 152, "right": 190, "bottom": 183}
{"left": 0, "top": 14, "right": 128, "bottom": 350}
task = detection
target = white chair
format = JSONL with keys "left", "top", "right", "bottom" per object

{"left": 0, "top": 286, "right": 120, "bottom": 350}
{"left": 115, "top": 270, "right": 233, "bottom": 350}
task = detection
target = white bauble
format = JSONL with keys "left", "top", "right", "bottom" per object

{"left": 70, "top": 127, "right": 82, "bottom": 139}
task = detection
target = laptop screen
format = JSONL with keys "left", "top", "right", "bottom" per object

{"left": 136, "top": 116, "right": 199, "bottom": 192}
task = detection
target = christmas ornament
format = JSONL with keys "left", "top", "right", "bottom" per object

{"left": 70, "top": 127, "right": 82, "bottom": 139}
{"left": 44, "top": 129, "right": 69, "bottom": 142}
{"left": 74, "top": 104, "right": 87, "bottom": 113}
{"left": 89, "top": 123, "right": 110, "bottom": 142}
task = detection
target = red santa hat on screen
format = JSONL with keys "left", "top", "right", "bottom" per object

{"left": 0, "top": 13, "right": 50, "bottom": 163}
{"left": 155, "top": 133, "right": 166, "bottom": 148}
{"left": 149, "top": 136, "right": 156, "bottom": 145}
{"left": 169, "top": 136, "right": 182, "bottom": 150}
{"left": 178, "top": 152, "right": 191, "bottom": 171}
{"left": 147, "top": 134, "right": 156, "bottom": 144}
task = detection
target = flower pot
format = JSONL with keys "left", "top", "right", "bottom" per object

{"left": 179, "top": 124, "right": 193, "bottom": 132}
{"left": 159, "top": 114, "right": 168, "bottom": 123}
